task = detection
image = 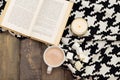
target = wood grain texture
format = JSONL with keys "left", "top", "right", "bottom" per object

{"left": 64, "top": 70, "right": 73, "bottom": 80}
{"left": 20, "top": 39, "right": 73, "bottom": 80}
{"left": 0, "top": 33, "right": 73, "bottom": 80}
{"left": 20, "top": 39, "right": 44, "bottom": 80}
{"left": 0, "top": 32, "right": 20, "bottom": 80}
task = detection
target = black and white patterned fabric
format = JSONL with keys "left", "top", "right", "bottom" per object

{"left": 0, "top": 0, "right": 120, "bottom": 80}
{"left": 60, "top": 0, "right": 120, "bottom": 80}
{"left": 60, "top": 40, "right": 120, "bottom": 80}
{"left": 64, "top": 0, "right": 120, "bottom": 41}
{"left": 0, "top": 0, "right": 6, "bottom": 32}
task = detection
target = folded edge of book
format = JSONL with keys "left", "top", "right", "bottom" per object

{"left": 54, "top": 1, "right": 73, "bottom": 46}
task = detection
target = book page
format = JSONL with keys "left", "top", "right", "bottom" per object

{"left": 31, "top": 0, "right": 69, "bottom": 44}
{"left": 1, "top": 0, "right": 43, "bottom": 35}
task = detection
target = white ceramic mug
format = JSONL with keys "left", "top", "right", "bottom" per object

{"left": 43, "top": 46, "right": 65, "bottom": 74}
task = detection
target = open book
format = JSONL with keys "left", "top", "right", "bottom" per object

{"left": 0, "top": 0, "right": 73, "bottom": 45}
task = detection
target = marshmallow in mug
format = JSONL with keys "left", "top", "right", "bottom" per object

{"left": 71, "top": 18, "right": 88, "bottom": 36}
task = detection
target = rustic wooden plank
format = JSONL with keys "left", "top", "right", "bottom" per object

{"left": 0, "top": 32, "right": 20, "bottom": 80}
{"left": 20, "top": 39, "right": 43, "bottom": 80}
{"left": 64, "top": 70, "right": 73, "bottom": 80}
{"left": 19, "top": 37, "right": 73, "bottom": 80}
{"left": 41, "top": 44, "right": 65, "bottom": 80}
{"left": 41, "top": 67, "right": 65, "bottom": 80}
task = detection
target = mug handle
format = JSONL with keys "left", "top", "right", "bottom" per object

{"left": 47, "top": 66, "right": 53, "bottom": 74}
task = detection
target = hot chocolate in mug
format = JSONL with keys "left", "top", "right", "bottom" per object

{"left": 43, "top": 46, "right": 65, "bottom": 74}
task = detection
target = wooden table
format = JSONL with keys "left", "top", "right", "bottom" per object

{"left": 0, "top": 32, "right": 73, "bottom": 80}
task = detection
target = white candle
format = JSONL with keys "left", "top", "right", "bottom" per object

{"left": 71, "top": 18, "right": 88, "bottom": 36}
